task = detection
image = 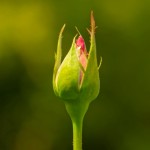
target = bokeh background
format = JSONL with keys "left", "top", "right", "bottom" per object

{"left": 0, "top": 0, "right": 150, "bottom": 150}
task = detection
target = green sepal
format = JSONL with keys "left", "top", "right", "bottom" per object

{"left": 55, "top": 36, "right": 81, "bottom": 100}
{"left": 53, "top": 24, "right": 65, "bottom": 96}
{"left": 80, "top": 11, "right": 100, "bottom": 103}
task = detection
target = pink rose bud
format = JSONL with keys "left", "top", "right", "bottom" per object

{"left": 53, "top": 11, "right": 101, "bottom": 102}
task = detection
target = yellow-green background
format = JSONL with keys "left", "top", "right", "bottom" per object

{"left": 0, "top": 0, "right": 150, "bottom": 150}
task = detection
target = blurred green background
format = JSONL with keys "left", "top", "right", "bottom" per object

{"left": 0, "top": 0, "right": 150, "bottom": 150}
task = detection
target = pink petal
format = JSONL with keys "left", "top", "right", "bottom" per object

{"left": 76, "top": 36, "right": 88, "bottom": 83}
{"left": 76, "top": 36, "right": 86, "bottom": 52}
{"left": 76, "top": 36, "right": 88, "bottom": 69}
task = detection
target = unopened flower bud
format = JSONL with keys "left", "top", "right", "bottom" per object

{"left": 53, "top": 12, "right": 101, "bottom": 103}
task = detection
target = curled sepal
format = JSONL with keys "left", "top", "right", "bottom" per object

{"left": 53, "top": 24, "right": 66, "bottom": 95}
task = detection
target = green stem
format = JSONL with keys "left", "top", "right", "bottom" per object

{"left": 65, "top": 101, "right": 89, "bottom": 150}
{"left": 72, "top": 117, "right": 83, "bottom": 150}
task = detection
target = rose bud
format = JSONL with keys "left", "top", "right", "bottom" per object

{"left": 53, "top": 12, "right": 101, "bottom": 104}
